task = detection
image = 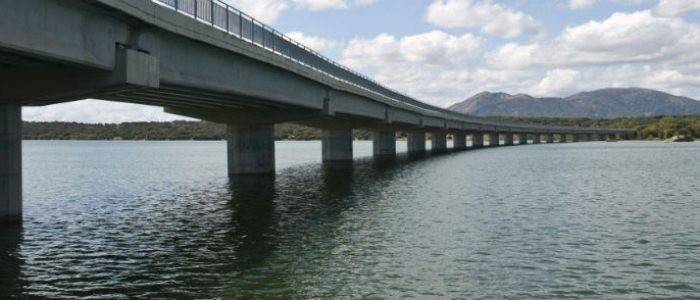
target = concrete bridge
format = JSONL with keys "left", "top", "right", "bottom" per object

{"left": 0, "top": 0, "right": 634, "bottom": 224}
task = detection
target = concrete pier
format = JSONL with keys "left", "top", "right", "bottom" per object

{"left": 503, "top": 133, "right": 514, "bottom": 146}
{"left": 432, "top": 132, "right": 447, "bottom": 151}
{"left": 322, "top": 128, "right": 353, "bottom": 162}
{"left": 546, "top": 134, "right": 554, "bottom": 144}
{"left": 532, "top": 134, "right": 541, "bottom": 144}
{"left": 519, "top": 133, "right": 528, "bottom": 145}
{"left": 488, "top": 133, "right": 499, "bottom": 146}
{"left": 227, "top": 124, "right": 275, "bottom": 175}
{"left": 453, "top": 133, "right": 466, "bottom": 150}
{"left": 373, "top": 130, "right": 396, "bottom": 157}
{"left": 572, "top": 134, "right": 580, "bottom": 143}
{"left": 560, "top": 134, "right": 568, "bottom": 143}
{"left": 407, "top": 131, "right": 426, "bottom": 154}
{"left": 0, "top": 104, "right": 22, "bottom": 224}
{"left": 472, "top": 133, "right": 484, "bottom": 148}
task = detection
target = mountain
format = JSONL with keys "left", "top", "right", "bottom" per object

{"left": 448, "top": 88, "right": 700, "bottom": 119}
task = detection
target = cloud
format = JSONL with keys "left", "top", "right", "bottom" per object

{"left": 531, "top": 69, "right": 579, "bottom": 96}
{"left": 652, "top": 0, "right": 700, "bottom": 17}
{"left": 293, "top": 0, "right": 376, "bottom": 11}
{"left": 23, "top": 100, "right": 193, "bottom": 124}
{"left": 223, "top": 0, "right": 289, "bottom": 23}
{"left": 569, "top": 0, "right": 597, "bottom": 10}
{"left": 286, "top": 31, "right": 338, "bottom": 52}
{"left": 488, "top": 10, "right": 699, "bottom": 69}
{"left": 426, "top": 0, "right": 542, "bottom": 39}
{"left": 341, "top": 31, "right": 490, "bottom": 105}
{"left": 223, "top": 0, "right": 377, "bottom": 23}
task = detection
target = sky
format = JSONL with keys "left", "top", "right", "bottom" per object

{"left": 23, "top": 0, "right": 700, "bottom": 123}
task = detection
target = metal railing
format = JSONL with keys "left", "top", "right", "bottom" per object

{"left": 152, "top": 0, "right": 629, "bottom": 134}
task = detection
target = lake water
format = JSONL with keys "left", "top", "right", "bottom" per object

{"left": 1, "top": 140, "right": 698, "bottom": 299}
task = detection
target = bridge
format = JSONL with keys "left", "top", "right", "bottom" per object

{"left": 0, "top": 0, "right": 634, "bottom": 224}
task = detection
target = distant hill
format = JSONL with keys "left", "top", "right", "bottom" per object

{"left": 448, "top": 88, "right": 700, "bottom": 119}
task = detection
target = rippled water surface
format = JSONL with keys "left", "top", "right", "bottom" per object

{"left": 1, "top": 141, "right": 699, "bottom": 299}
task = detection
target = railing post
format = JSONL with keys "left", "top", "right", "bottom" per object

{"left": 225, "top": 6, "right": 229, "bottom": 33}
{"left": 210, "top": 0, "right": 214, "bottom": 25}
{"left": 174, "top": 0, "right": 179, "bottom": 10}
{"left": 194, "top": 0, "right": 198, "bottom": 19}
{"left": 239, "top": 12, "right": 243, "bottom": 38}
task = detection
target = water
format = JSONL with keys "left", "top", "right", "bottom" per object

{"left": 1, "top": 141, "right": 699, "bottom": 299}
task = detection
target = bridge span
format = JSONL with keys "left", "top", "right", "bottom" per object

{"left": 0, "top": 0, "right": 634, "bottom": 224}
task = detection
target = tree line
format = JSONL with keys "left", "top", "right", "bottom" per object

{"left": 21, "top": 115, "right": 699, "bottom": 141}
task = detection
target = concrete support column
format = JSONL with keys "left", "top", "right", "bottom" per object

{"left": 489, "top": 133, "right": 499, "bottom": 146}
{"left": 1, "top": 104, "right": 22, "bottom": 224}
{"left": 532, "top": 134, "right": 541, "bottom": 144}
{"left": 519, "top": 133, "right": 528, "bottom": 145}
{"left": 227, "top": 124, "right": 275, "bottom": 175}
{"left": 322, "top": 128, "right": 353, "bottom": 162}
{"left": 503, "top": 133, "right": 514, "bottom": 146}
{"left": 373, "top": 130, "right": 396, "bottom": 157}
{"left": 560, "top": 134, "right": 568, "bottom": 143}
{"left": 471, "top": 133, "right": 484, "bottom": 148}
{"left": 572, "top": 134, "right": 580, "bottom": 143}
{"left": 453, "top": 132, "right": 466, "bottom": 150}
{"left": 432, "top": 132, "right": 447, "bottom": 151}
{"left": 407, "top": 131, "right": 426, "bottom": 154}
{"left": 546, "top": 134, "right": 554, "bottom": 144}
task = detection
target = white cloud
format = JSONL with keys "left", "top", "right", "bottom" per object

{"left": 23, "top": 100, "right": 193, "bottom": 124}
{"left": 426, "top": 0, "right": 542, "bottom": 39}
{"left": 570, "top": 0, "right": 598, "bottom": 10}
{"left": 293, "top": 0, "right": 376, "bottom": 11}
{"left": 223, "top": 0, "right": 377, "bottom": 23}
{"left": 531, "top": 69, "right": 579, "bottom": 96}
{"left": 652, "top": 0, "right": 700, "bottom": 17}
{"left": 488, "top": 10, "right": 699, "bottom": 69}
{"left": 224, "top": 0, "right": 289, "bottom": 23}
{"left": 286, "top": 31, "right": 337, "bottom": 52}
{"left": 341, "top": 31, "right": 489, "bottom": 105}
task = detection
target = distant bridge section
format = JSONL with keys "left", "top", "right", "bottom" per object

{"left": 0, "top": 0, "right": 634, "bottom": 224}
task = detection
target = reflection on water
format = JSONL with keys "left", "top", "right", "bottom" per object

{"left": 1, "top": 141, "right": 699, "bottom": 298}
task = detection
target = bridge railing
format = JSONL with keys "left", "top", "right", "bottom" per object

{"left": 152, "top": 0, "right": 630, "bottom": 134}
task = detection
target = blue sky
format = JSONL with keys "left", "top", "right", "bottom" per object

{"left": 23, "top": 0, "right": 700, "bottom": 123}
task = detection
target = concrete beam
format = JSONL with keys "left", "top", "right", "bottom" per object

{"left": 227, "top": 124, "right": 275, "bottom": 175}
{"left": 407, "top": 131, "right": 426, "bottom": 154}
{"left": 373, "top": 130, "right": 396, "bottom": 157}
{"left": 0, "top": 104, "right": 22, "bottom": 224}
{"left": 322, "top": 128, "right": 353, "bottom": 162}
{"left": 453, "top": 132, "right": 467, "bottom": 150}
{"left": 432, "top": 132, "right": 447, "bottom": 151}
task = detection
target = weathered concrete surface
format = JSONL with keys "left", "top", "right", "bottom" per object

{"left": 407, "top": 131, "right": 426, "bottom": 154}
{"left": 453, "top": 133, "right": 466, "bottom": 150}
{"left": 432, "top": 132, "right": 447, "bottom": 151}
{"left": 322, "top": 129, "right": 353, "bottom": 161}
{"left": 373, "top": 131, "right": 396, "bottom": 157}
{"left": 227, "top": 124, "right": 275, "bottom": 175}
{"left": 0, "top": 104, "right": 21, "bottom": 224}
